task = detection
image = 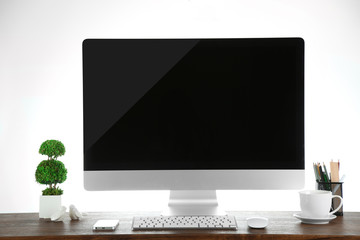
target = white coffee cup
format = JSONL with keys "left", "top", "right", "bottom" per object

{"left": 299, "top": 190, "right": 343, "bottom": 218}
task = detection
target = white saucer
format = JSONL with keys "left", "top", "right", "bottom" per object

{"left": 293, "top": 213, "right": 336, "bottom": 224}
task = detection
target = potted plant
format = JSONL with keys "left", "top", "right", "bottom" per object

{"left": 35, "top": 140, "right": 67, "bottom": 218}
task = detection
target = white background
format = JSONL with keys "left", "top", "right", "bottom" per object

{"left": 0, "top": 0, "right": 359, "bottom": 213}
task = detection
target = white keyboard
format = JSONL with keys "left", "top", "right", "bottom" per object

{"left": 132, "top": 215, "right": 238, "bottom": 230}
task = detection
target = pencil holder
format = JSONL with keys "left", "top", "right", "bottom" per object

{"left": 316, "top": 180, "right": 344, "bottom": 216}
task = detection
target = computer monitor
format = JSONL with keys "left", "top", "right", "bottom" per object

{"left": 83, "top": 38, "right": 305, "bottom": 215}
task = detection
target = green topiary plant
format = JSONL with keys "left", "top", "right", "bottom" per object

{"left": 35, "top": 140, "right": 67, "bottom": 195}
{"left": 39, "top": 140, "right": 66, "bottom": 160}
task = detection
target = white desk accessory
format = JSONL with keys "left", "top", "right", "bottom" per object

{"left": 93, "top": 219, "right": 119, "bottom": 231}
{"left": 50, "top": 206, "right": 67, "bottom": 222}
{"left": 293, "top": 213, "right": 336, "bottom": 224}
{"left": 69, "top": 204, "right": 83, "bottom": 220}
{"left": 132, "top": 215, "right": 237, "bottom": 230}
{"left": 246, "top": 217, "right": 268, "bottom": 229}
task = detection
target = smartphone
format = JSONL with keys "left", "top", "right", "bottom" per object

{"left": 92, "top": 220, "right": 119, "bottom": 231}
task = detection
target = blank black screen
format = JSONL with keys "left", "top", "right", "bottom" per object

{"left": 83, "top": 38, "right": 304, "bottom": 170}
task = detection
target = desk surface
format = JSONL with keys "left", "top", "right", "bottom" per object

{"left": 1, "top": 211, "right": 360, "bottom": 240}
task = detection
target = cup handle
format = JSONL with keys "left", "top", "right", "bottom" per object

{"left": 329, "top": 195, "right": 343, "bottom": 215}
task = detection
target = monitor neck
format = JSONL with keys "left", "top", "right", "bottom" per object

{"left": 162, "top": 190, "right": 226, "bottom": 216}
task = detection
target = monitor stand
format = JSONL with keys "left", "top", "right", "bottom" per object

{"left": 162, "top": 190, "right": 226, "bottom": 216}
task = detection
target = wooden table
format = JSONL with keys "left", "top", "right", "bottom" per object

{"left": 1, "top": 211, "right": 360, "bottom": 239}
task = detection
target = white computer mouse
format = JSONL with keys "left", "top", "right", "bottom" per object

{"left": 246, "top": 217, "right": 268, "bottom": 229}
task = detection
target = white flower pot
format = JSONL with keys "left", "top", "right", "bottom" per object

{"left": 39, "top": 195, "right": 62, "bottom": 219}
